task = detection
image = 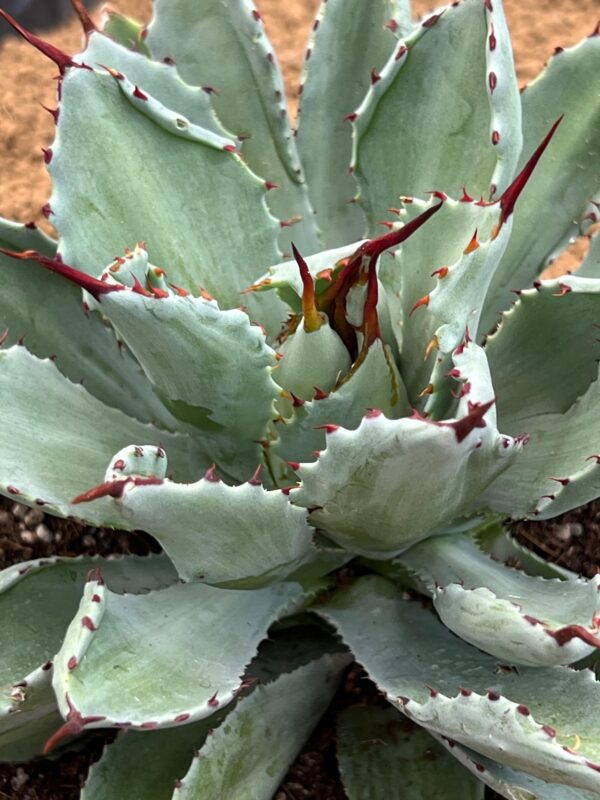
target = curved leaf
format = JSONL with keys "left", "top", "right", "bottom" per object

{"left": 146, "top": 0, "right": 320, "bottom": 255}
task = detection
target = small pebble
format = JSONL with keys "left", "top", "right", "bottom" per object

{"left": 0, "top": 509, "right": 11, "bottom": 525}
{"left": 83, "top": 534, "right": 96, "bottom": 548}
{"left": 11, "top": 767, "right": 29, "bottom": 791}
{"left": 554, "top": 524, "right": 572, "bottom": 543}
{"left": 20, "top": 530, "right": 36, "bottom": 545}
{"left": 54, "top": 532, "right": 62, "bottom": 544}
{"left": 11, "top": 502, "right": 28, "bottom": 520}
{"left": 25, "top": 508, "right": 44, "bottom": 527}
{"left": 35, "top": 524, "right": 52, "bottom": 544}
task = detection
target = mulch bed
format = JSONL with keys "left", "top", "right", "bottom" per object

{"left": 1, "top": 494, "right": 599, "bottom": 798}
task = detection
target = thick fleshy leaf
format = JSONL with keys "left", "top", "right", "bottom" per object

{"left": 173, "top": 654, "right": 344, "bottom": 799}
{"left": 51, "top": 576, "right": 306, "bottom": 734}
{"left": 379, "top": 196, "right": 499, "bottom": 403}
{"left": 0, "top": 554, "right": 177, "bottom": 761}
{"left": 80, "top": 33, "right": 230, "bottom": 139}
{"left": 481, "top": 354, "right": 600, "bottom": 519}
{"left": 0, "top": 346, "right": 204, "bottom": 523}
{"left": 337, "top": 705, "right": 484, "bottom": 800}
{"left": 292, "top": 401, "right": 519, "bottom": 558}
{"left": 112, "top": 471, "right": 315, "bottom": 587}
{"left": 146, "top": 0, "right": 320, "bottom": 255}
{"left": 0, "top": 218, "right": 177, "bottom": 428}
{"left": 435, "top": 735, "right": 600, "bottom": 800}
{"left": 481, "top": 35, "right": 600, "bottom": 332}
{"left": 352, "top": 0, "right": 521, "bottom": 229}
{"left": 100, "top": 8, "right": 151, "bottom": 55}
{"left": 49, "top": 64, "right": 283, "bottom": 332}
{"left": 486, "top": 276, "right": 600, "bottom": 424}
{"left": 318, "top": 575, "right": 600, "bottom": 793}
{"left": 295, "top": 0, "right": 399, "bottom": 248}
{"left": 274, "top": 340, "right": 409, "bottom": 467}
{"left": 93, "top": 281, "right": 279, "bottom": 481}
{"left": 399, "top": 533, "right": 600, "bottom": 666}
{"left": 0, "top": 670, "right": 63, "bottom": 763}
{"left": 82, "top": 721, "right": 215, "bottom": 800}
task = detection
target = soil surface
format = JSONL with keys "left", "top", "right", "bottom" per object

{"left": 0, "top": 0, "right": 599, "bottom": 798}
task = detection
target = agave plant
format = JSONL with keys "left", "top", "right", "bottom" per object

{"left": 0, "top": 0, "right": 599, "bottom": 796}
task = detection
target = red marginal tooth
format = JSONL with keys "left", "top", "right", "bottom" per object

{"left": 409, "top": 293, "right": 430, "bottom": 317}
{"left": 444, "top": 399, "right": 495, "bottom": 443}
{"left": 552, "top": 283, "right": 572, "bottom": 297}
{"left": 316, "top": 424, "right": 339, "bottom": 434}
{"left": 395, "top": 44, "right": 407, "bottom": 60}
{"left": 133, "top": 85, "right": 149, "bottom": 101}
{"left": 370, "top": 67, "right": 381, "bottom": 84}
{"left": 248, "top": 465, "right": 263, "bottom": 486}
{"left": 131, "top": 276, "right": 152, "bottom": 297}
{"left": 204, "top": 464, "right": 220, "bottom": 483}
{"left": 43, "top": 695, "right": 105, "bottom": 754}
{"left": 384, "top": 18, "right": 399, "bottom": 32}
{"left": 264, "top": 181, "right": 279, "bottom": 191}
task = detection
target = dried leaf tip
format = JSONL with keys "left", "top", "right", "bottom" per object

{"left": 292, "top": 243, "right": 322, "bottom": 332}
{"left": 0, "top": 9, "right": 89, "bottom": 73}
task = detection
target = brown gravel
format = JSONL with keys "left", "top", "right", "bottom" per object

{"left": 0, "top": 1, "right": 599, "bottom": 798}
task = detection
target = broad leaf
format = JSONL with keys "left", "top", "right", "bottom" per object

{"left": 292, "top": 397, "right": 519, "bottom": 558}
{"left": 51, "top": 576, "right": 306, "bottom": 731}
{"left": 399, "top": 533, "right": 600, "bottom": 666}
{"left": 296, "top": 0, "right": 399, "bottom": 247}
{"left": 147, "top": 0, "right": 321, "bottom": 255}
{"left": 318, "top": 576, "right": 600, "bottom": 794}
{"left": 353, "top": 0, "right": 521, "bottom": 229}
{"left": 0, "top": 346, "right": 205, "bottom": 523}
{"left": 481, "top": 35, "right": 600, "bottom": 332}
{"left": 337, "top": 705, "right": 484, "bottom": 799}
{"left": 50, "top": 64, "right": 283, "bottom": 332}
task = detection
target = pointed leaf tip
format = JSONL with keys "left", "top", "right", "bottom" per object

{"left": 292, "top": 243, "right": 322, "bottom": 332}
{"left": 0, "top": 248, "right": 123, "bottom": 300}
{"left": 0, "top": 9, "right": 89, "bottom": 73}
{"left": 499, "top": 116, "right": 563, "bottom": 225}
{"left": 69, "top": 0, "right": 97, "bottom": 37}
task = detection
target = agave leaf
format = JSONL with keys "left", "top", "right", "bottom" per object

{"left": 110, "top": 470, "right": 315, "bottom": 587}
{"left": 352, "top": 0, "right": 521, "bottom": 230}
{"left": 0, "top": 669, "right": 64, "bottom": 763}
{"left": 0, "top": 554, "right": 177, "bottom": 761}
{"left": 50, "top": 576, "right": 307, "bottom": 738}
{"left": 379, "top": 196, "right": 499, "bottom": 403}
{"left": 481, "top": 343, "right": 600, "bottom": 519}
{"left": 0, "top": 219, "right": 178, "bottom": 428}
{"left": 50, "top": 64, "right": 283, "bottom": 334}
{"left": 172, "top": 653, "right": 345, "bottom": 799}
{"left": 93, "top": 285, "right": 280, "bottom": 482}
{"left": 100, "top": 8, "right": 150, "bottom": 56}
{"left": 81, "top": 720, "right": 215, "bottom": 800}
{"left": 399, "top": 533, "right": 600, "bottom": 666}
{"left": 80, "top": 33, "right": 230, "bottom": 138}
{"left": 480, "top": 35, "right": 600, "bottom": 332}
{"left": 274, "top": 339, "right": 410, "bottom": 467}
{"left": 576, "top": 230, "right": 600, "bottom": 279}
{"left": 318, "top": 575, "right": 600, "bottom": 794}
{"left": 0, "top": 346, "right": 206, "bottom": 523}
{"left": 337, "top": 705, "right": 484, "bottom": 800}
{"left": 292, "top": 396, "right": 520, "bottom": 558}
{"left": 295, "top": 0, "right": 400, "bottom": 248}
{"left": 486, "top": 276, "right": 600, "bottom": 424}
{"left": 146, "top": 0, "right": 320, "bottom": 255}
{"left": 434, "top": 734, "right": 600, "bottom": 800}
